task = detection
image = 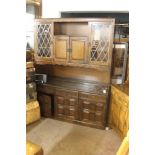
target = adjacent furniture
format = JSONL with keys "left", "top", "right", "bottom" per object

{"left": 112, "top": 42, "right": 128, "bottom": 84}
{"left": 26, "top": 101, "right": 41, "bottom": 125}
{"left": 26, "top": 140, "right": 43, "bottom": 155}
{"left": 116, "top": 131, "right": 129, "bottom": 155}
{"left": 26, "top": 62, "right": 41, "bottom": 125}
{"left": 108, "top": 84, "right": 129, "bottom": 138}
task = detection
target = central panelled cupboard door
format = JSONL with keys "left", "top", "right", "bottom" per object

{"left": 54, "top": 35, "right": 69, "bottom": 62}
{"left": 69, "top": 37, "right": 88, "bottom": 63}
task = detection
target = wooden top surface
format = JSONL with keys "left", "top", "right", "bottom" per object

{"left": 38, "top": 76, "right": 109, "bottom": 95}
{"left": 35, "top": 18, "right": 115, "bottom": 23}
{"left": 112, "top": 84, "right": 129, "bottom": 96}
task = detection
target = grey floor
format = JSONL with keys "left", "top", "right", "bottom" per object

{"left": 27, "top": 118, "right": 121, "bottom": 155}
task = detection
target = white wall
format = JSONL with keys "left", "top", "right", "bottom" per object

{"left": 26, "top": 5, "right": 35, "bottom": 49}
{"left": 42, "top": 0, "right": 129, "bottom": 18}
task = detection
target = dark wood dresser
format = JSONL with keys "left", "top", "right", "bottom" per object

{"left": 34, "top": 18, "right": 115, "bottom": 129}
{"left": 37, "top": 77, "right": 109, "bottom": 129}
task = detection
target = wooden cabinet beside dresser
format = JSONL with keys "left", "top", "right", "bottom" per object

{"left": 109, "top": 85, "right": 129, "bottom": 138}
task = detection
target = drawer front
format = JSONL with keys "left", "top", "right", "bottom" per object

{"left": 65, "top": 105, "right": 77, "bottom": 119}
{"left": 37, "top": 85, "right": 55, "bottom": 94}
{"left": 79, "top": 92, "right": 106, "bottom": 102}
{"left": 56, "top": 89, "right": 78, "bottom": 98}
{"left": 57, "top": 104, "right": 65, "bottom": 116}
{"left": 95, "top": 111, "right": 103, "bottom": 123}
{"left": 55, "top": 96, "right": 65, "bottom": 117}
{"left": 55, "top": 95, "right": 78, "bottom": 120}
{"left": 65, "top": 98, "right": 77, "bottom": 106}
{"left": 79, "top": 99, "right": 105, "bottom": 126}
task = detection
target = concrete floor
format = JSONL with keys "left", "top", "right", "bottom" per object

{"left": 27, "top": 118, "right": 121, "bottom": 155}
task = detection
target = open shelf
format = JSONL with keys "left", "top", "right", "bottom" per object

{"left": 54, "top": 22, "right": 89, "bottom": 37}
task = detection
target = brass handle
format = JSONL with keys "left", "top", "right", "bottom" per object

{"left": 67, "top": 48, "right": 72, "bottom": 52}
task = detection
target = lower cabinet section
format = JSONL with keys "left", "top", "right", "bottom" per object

{"left": 79, "top": 92, "right": 107, "bottom": 127}
{"left": 37, "top": 93, "right": 54, "bottom": 117}
{"left": 54, "top": 89, "right": 107, "bottom": 128}
{"left": 37, "top": 86, "right": 108, "bottom": 129}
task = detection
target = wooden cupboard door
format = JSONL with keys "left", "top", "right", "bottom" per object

{"left": 79, "top": 99, "right": 105, "bottom": 126}
{"left": 109, "top": 88, "right": 129, "bottom": 138}
{"left": 110, "top": 97, "right": 120, "bottom": 128}
{"left": 119, "top": 105, "right": 129, "bottom": 137}
{"left": 37, "top": 93, "right": 52, "bottom": 117}
{"left": 55, "top": 89, "right": 78, "bottom": 120}
{"left": 54, "top": 35, "right": 69, "bottom": 62}
{"left": 89, "top": 21, "right": 115, "bottom": 66}
{"left": 70, "top": 37, "right": 88, "bottom": 63}
{"left": 55, "top": 96, "right": 66, "bottom": 118}
{"left": 95, "top": 102, "right": 105, "bottom": 125}
{"left": 34, "top": 21, "right": 54, "bottom": 61}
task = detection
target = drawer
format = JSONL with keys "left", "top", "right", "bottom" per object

{"left": 37, "top": 85, "right": 55, "bottom": 94}
{"left": 56, "top": 89, "right": 78, "bottom": 98}
{"left": 79, "top": 92, "right": 106, "bottom": 102}
{"left": 66, "top": 98, "right": 78, "bottom": 106}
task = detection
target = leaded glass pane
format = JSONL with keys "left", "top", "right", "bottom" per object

{"left": 37, "top": 24, "right": 51, "bottom": 57}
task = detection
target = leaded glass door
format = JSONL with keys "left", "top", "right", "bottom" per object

{"left": 89, "top": 21, "right": 115, "bottom": 66}
{"left": 34, "top": 21, "right": 53, "bottom": 61}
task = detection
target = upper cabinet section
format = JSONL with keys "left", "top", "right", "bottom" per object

{"left": 34, "top": 18, "right": 115, "bottom": 69}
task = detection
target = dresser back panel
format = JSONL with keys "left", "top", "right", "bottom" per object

{"left": 35, "top": 65, "right": 110, "bottom": 84}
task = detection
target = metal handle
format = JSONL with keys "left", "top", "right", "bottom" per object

{"left": 67, "top": 48, "right": 72, "bottom": 52}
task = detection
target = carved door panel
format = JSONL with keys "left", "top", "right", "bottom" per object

{"left": 79, "top": 100, "right": 91, "bottom": 122}
{"left": 69, "top": 37, "right": 88, "bottom": 63}
{"left": 55, "top": 96, "right": 65, "bottom": 118}
{"left": 95, "top": 102, "right": 105, "bottom": 125}
{"left": 79, "top": 99, "right": 105, "bottom": 126}
{"left": 119, "top": 105, "right": 128, "bottom": 137}
{"left": 110, "top": 97, "right": 120, "bottom": 128}
{"left": 34, "top": 21, "right": 53, "bottom": 61}
{"left": 89, "top": 21, "right": 114, "bottom": 66}
{"left": 54, "top": 35, "right": 69, "bottom": 62}
{"left": 55, "top": 89, "right": 78, "bottom": 120}
{"left": 65, "top": 98, "right": 78, "bottom": 120}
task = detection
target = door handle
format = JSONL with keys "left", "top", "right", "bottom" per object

{"left": 67, "top": 48, "right": 72, "bottom": 52}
